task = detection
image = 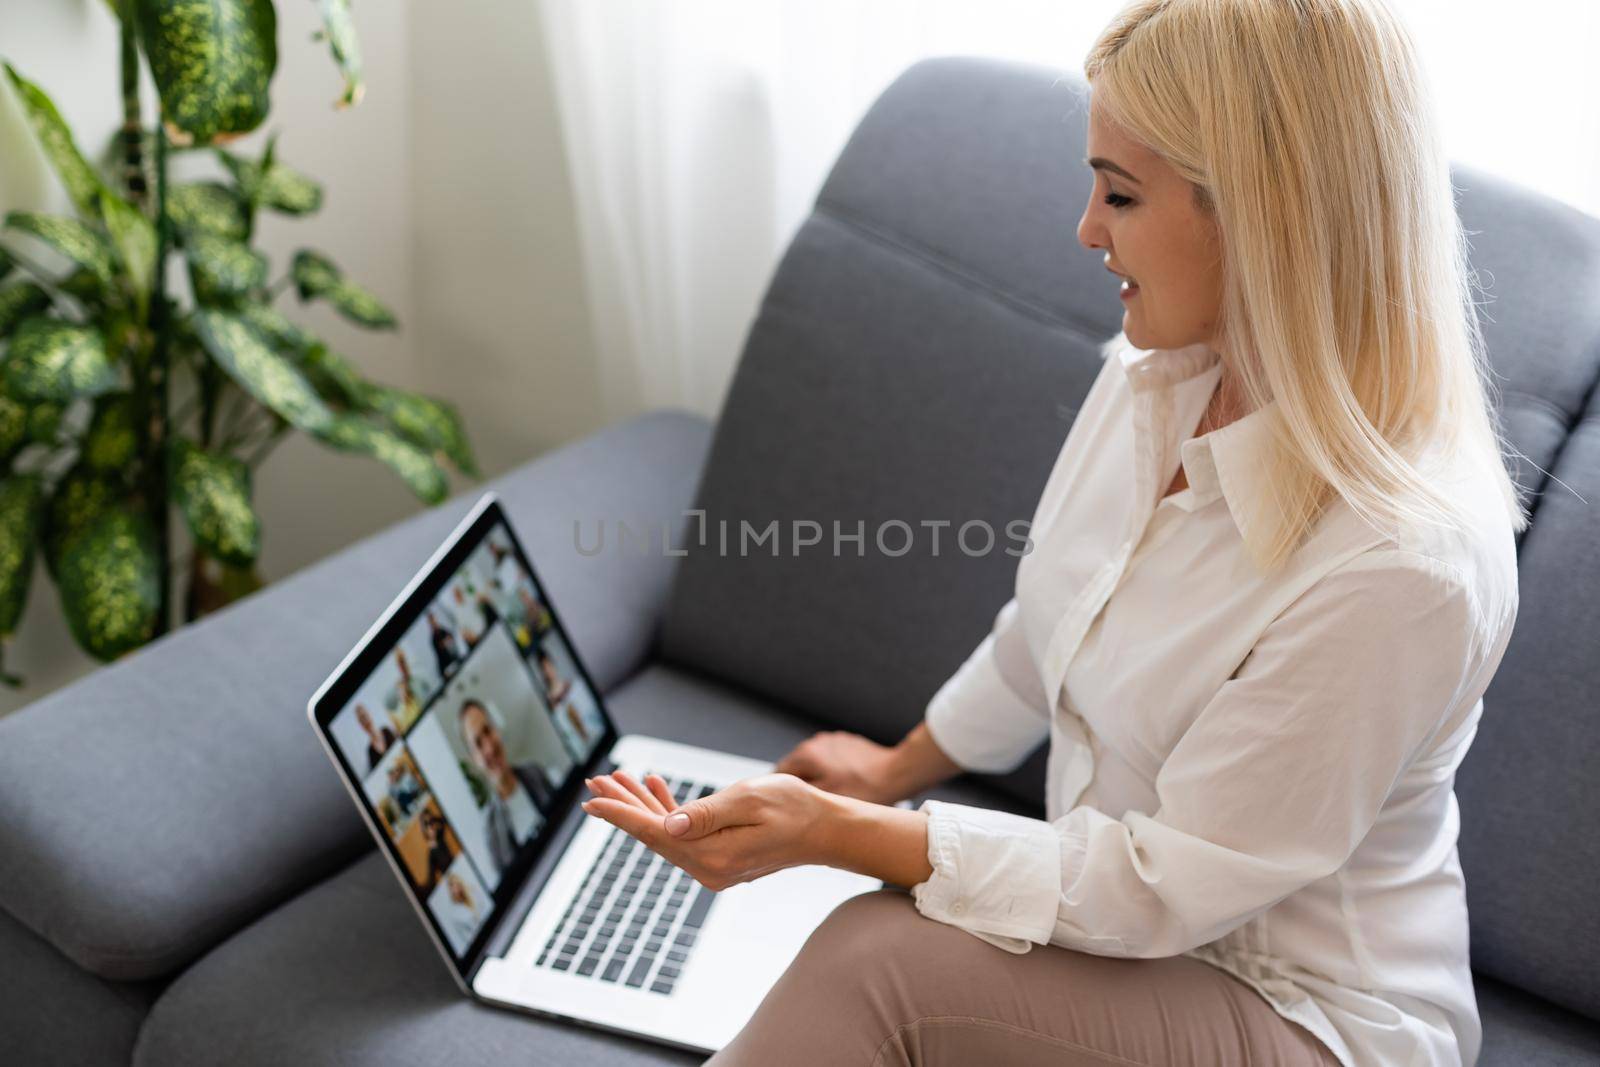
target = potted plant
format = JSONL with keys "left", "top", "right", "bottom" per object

{"left": 0, "top": 0, "right": 477, "bottom": 685}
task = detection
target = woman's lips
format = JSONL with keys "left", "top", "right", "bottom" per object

{"left": 1119, "top": 280, "right": 1140, "bottom": 300}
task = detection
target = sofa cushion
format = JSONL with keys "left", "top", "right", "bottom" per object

{"left": 1450, "top": 168, "right": 1600, "bottom": 515}
{"left": 132, "top": 661, "right": 1036, "bottom": 1065}
{"left": 0, "top": 410, "right": 711, "bottom": 982}
{"left": 0, "top": 906, "right": 160, "bottom": 1067}
{"left": 1459, "top": 376, "right": 1600, "bottom": 1021}
{"left": 1476, "top": 975, "right": 1600, "bottom": 1066}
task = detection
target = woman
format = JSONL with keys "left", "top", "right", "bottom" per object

{"left": 427, "top": 610, "right": 462, "bottom": 678}
{"left": 420, "top": 810, "right": 455, "bottom": 892}
{"left": 580, "top": 1, "right": 1522, "bottom": 1064}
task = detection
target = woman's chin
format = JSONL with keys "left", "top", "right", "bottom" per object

{"left": 1122, "top": 316, "right": 1147, "bottom": 349}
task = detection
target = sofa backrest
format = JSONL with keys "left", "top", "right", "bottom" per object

{"left": 658, "top": 56, "right": 1600, "bottom": 1018}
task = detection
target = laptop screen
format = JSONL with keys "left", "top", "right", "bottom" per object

{"left": 310, "top": 495, "right": 617, "bottom": 977}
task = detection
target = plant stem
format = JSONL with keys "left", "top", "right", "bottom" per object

{"left": 243, "top": 422, "right": 292, "bottom": 468}
{"left": 118, "top": 2, "right": 147, "bottom": 208}
{"left": 147, "top": 120, "right": 174, "bottom": 638}
{"left": 216, "top": 385, "right": 255, "bottom": 444}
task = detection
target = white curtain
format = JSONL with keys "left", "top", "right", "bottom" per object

{"left": 537, "top": 0, "right": 1600, "bottom": 424}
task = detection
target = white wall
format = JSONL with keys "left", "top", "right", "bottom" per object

{"left": 0, "top": 0, "right": 598, "bottom": 715}
{"left": 408, "top": 0, "right": 602, "bottom": 473}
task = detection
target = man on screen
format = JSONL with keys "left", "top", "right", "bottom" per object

{"left": 458, "top": 698, "right": 553, "bottom": 873}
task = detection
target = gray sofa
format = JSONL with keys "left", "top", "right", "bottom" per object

{"left": 1, "top": 57, "right": 1597, "bottom": 1066}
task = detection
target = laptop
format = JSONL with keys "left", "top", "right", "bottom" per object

{"left": 308, "top": 491, "right": 885, "bottom": 1054}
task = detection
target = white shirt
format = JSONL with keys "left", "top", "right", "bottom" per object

{"left": 911, "top": 332, "right": 1519, "bottom": 1067}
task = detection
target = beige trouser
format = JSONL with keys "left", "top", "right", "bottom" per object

{"left": 705, "top": 888, "right": 1341, "bottom": 1066}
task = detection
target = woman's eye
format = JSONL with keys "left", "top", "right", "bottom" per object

{"left": 1103, "top": 192, "right": 1133, "bottom": 209}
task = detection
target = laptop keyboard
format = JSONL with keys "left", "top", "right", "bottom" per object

{"left": 534, "top": 772, "right": 718, "bottom": 995}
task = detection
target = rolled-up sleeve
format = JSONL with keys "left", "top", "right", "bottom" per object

{"left": 910, "top": 548, "right": 1515, "bottom": 958}
{"left": 923, "top": 595, "right": 1051, "bottom": 775}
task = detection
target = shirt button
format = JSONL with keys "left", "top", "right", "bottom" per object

{"left": 952, "top": 901, "right": 965, "bottom": 914}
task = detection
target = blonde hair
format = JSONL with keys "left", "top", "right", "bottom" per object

{"left": 1083, "top": 0, "right": 1528, "bottom": 570}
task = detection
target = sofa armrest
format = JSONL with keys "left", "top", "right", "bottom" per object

{"left": 0, "top": 409, "right": 712, "bottom": 981}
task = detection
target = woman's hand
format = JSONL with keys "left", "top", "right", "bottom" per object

{"left": 581, "top": 770, "right": 838, "bottom": 891}
{"left": 772, "top": 730, "right": 904, "bottom": 804}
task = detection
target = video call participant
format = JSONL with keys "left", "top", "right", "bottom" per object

{"left": 535, "top": 650, "right": 591, "bottom": 747}
{"left": 389, "top": 647, "right": 428, "bottom": 733}
{"left": 437, "top": 871, "right": 484, "bottom": 952}
{"left": 421, "top": 810, "right": 454, "bottom": 891}
{"left": 459, "top": 698, "right": 553, "bottom": 873}
{"left": 451, "top": 582, "right": 496, "bottom": 648}
{"left": 386, "top": 758, "right": 423, "bottom": 824}
{"left": 427, "top": 610, "right": 463, "bottom": 678}
{"left": 355, "top": 703, "right": 397, "bottom": 772}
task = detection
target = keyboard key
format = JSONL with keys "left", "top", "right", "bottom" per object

{"left": 651, "top": 980, "right": 675, "bottom": 994}
{"left": 578, "top": 956, "right": 601, "bottom": 976}
{"left": 602, "top": 958, "right": 626, "bottom": 982}
{"left": 627, "top": 955, "right": 653, "bottom": 987}
{"left": 683, "top": 887, "right": 716, "bottom": 928}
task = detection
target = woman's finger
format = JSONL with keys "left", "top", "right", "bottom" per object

{"left": 643, "top": 773, "right": 677, "bottom": 810}
{"left": 610, "top": 770, "right": 669, "bottom": 815}
{"left": 586, "top": 775, "right": 647, "bottom": 810}
{"left": 580, "top": 796, "right": 663, "bottom": 841}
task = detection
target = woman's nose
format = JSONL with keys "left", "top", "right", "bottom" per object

{"left": 1077, "top": 207, "right": 1105, "bottom": 252}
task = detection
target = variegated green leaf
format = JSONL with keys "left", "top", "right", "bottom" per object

{"left": 302, "top": 343, "right": 363, "bottom": 403}
{"left": 290, "top": 248, "right": 339, "bottom": 295}
{"left": 0, "top": 283, "right": 51, "bottom": 336}
{"left": 315, "top": 0, "right": 364, "bottom": 108}
{"left": 2, "top": 64, "right": 109, "bottom": 219}
{"left": 191, "top": 309, "right": 333, "bottom": 431}
{"left": 362, "top": 384, "right": 478, "bottom": 476}
{"left": 291, "top": 249, "right": 396, "bottom": 328}
{"left": 314, "top": 412, "right": 448, "bottom": 504}
{"left": 134, "top": 0, "right": 278, "bottom": 144}
{"left": 83, "top": 393, "right": 140, "bottom": 470}
{"left": 2, "top": 317, "right": 119, "bottom": 402}
{"left": 325, "top": 280, "right": 395, "bottom": 328}
{"left": 56, "top": 508, "right": 161, "bottom": 662}
{"left": 43, "top": 465, "right": 121, "bottom": 577}
{"left": 218, "top": 150, "right": 323, "bottom": 215}
{"left": 167, "top": 181, "right": 249, "bottom": 240}
{"left": 60, "top": 271, "right": 106, "bottom": 306}
{"left": 0, "top": 474, "right": 45, "bottom": 635}
{"left": 184, "top": 232, "right": 267, "bottom": 298}
{"left": 3, "top": 212, "right": 116, "bottom": 284}
{"left": 0, "top": 395, "right": 64, "bottom": 456}
{"left": 237, "top": 301, "right": 316, "bottom": 350}
{"left": 0, "top": 391, "right": 59, "bottom": 460}
{"left": 0, "top": 394, "right": 26, "bottom": 461}
{"left": 169, "top": 436, "right": 260, "bottom": 565}
{"left": 26, "top": 401, "right": 62, "bottom": 444}
{"left": 99, "top": 192, "right": 158, "bottom": 305}
{"left": 232, "top": 304, "right": 367, "bottom": 407}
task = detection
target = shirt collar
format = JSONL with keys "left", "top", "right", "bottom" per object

{"left": 1116, "top": 336, "right": 1221, "bottom": 392}
{"left": 1110, "top": 333, "right": 1278, "bottom": 543}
